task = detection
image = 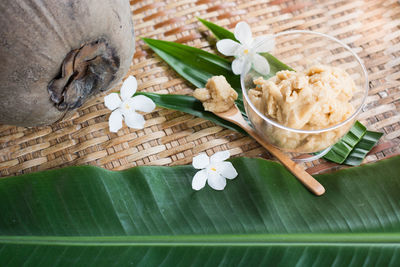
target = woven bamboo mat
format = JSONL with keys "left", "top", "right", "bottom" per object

{"left": 0, "top": 0, "right": 399, "bottom": 177}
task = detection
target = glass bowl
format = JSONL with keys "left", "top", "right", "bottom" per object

{"left": 240, "top": 30, "right": 368, "bottom": 158}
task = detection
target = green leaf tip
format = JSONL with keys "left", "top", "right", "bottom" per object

{"left": 197, "top": 17, "right": 236, "bottom": 41}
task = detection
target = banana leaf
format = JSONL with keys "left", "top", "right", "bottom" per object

{"left": 1, "top": 156, "right": 400, "bottom": 266}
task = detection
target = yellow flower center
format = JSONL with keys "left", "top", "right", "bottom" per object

{"left": 211, "top": 167, "right": 217, "bottom": 171}
{"left": 243, "top": 49, "right": 249, "bottom": 54}
{"left": 125, "top": 103, "right": 130, "bottom": 110}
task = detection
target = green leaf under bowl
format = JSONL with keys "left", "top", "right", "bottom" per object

{"left": 344, "top": 130, "right": 384, "bottom": 166}
{"left": 341, "top": 121, "right": 367, "bottom": 147}
{"left": 0, "top": 156, "right": 400, "bottom": 265}
{"left": 323, "top": 121, "right": 383, "bottom": 165}
{"left": 323, "top": 121, "right": 367, "bottom": 164}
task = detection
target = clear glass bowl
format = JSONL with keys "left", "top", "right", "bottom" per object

{"left": 241, "top": 30, "right": 368, "bottom": 157}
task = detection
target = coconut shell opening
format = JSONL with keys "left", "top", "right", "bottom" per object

{"left": 48, "top": 38, "right": 120, "bottom": 111}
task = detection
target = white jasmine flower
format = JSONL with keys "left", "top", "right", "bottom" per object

{"left": 104, "top": 76, "right": 155, "bottom": 132}
{"left": 216, "top": 21, "right": 275, "bottom": 75}
{"left": 192, "top": 151, "right": 238, "bottom": 191}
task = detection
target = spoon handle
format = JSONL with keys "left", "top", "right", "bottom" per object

{"left": 215, "top": 107, "right": 325, "bottom": 195}
{"left": 245, "top": 125, "right": 326, "bottom": 196}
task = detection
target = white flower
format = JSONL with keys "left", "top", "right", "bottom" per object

{"left": 192, "top": 151, "right": 238, "bottom": 191}
{"left": 104, "top": 76, "right": 155, "bottom": 132}
{"left": 216, "top": 21, "right": 275, "bottom": 75}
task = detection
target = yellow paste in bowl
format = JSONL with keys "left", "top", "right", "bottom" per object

{"left": 248, "top": 65, "right": 357, "bottom": 152}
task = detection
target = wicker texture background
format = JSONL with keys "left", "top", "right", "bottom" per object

{"left": 0, "top": 0, "right": 399, "bottom": 177}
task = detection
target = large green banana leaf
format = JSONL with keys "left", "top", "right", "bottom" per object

{"left": 1, "top": 156, "right": 400, "bottom": 266}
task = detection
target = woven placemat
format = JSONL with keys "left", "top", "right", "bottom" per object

{"left": 0, "top": 0, "right": 399, "bottom": 177}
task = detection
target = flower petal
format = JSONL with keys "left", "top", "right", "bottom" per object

{"left": 123, "top": 111, "right": 145, "bottom": 129}
{"left": 210, "top": 150, "right": 230, "bottom": 163}
{"left": 244, "top": 60, "right": 252, "bottom": 74}
{"left": 253, "top": 35, "right": 275, "bottom": 53}
{"left": 216, "top": 39, "right": 241, "bottom": 56}
{"left": 104, "top": 93, "right": 122, "bottom": 111}
{"left": 207, "top": 172, "right": 226, "bottom": 190}
{"left": 120, "top": 76, "right": 137, "bottom": 101}
{"left": 232, "top": 58, "right": 246, "bottom": 75}
{"left": 234, "top": 21, "right": 252, "bottom": 46}
{"left": 215, "top": 161, "right": 238, "bottom": 179}
{"left": 127, "top": 95, "right": 156, "bottom": 113}
{"left": 192, "top": 169, "right": 208, "bottom": 191}
{"left": 253, "top": 53, "right": 270, "bottom": 75}
{"left": 192, "top": 153, "right": 210, "bottom": 169}
{"left": 109, "top": 109, "right": 123, "bottom": 133}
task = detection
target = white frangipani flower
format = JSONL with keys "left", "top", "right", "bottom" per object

{"left": 104, "top": 76, "right": 155, "bottom": 133}
{"left": 192, "top": 151, "right": 238, "bottom": 191}
{"left": 216, "top": 21, "right": 275, "bottom": 75}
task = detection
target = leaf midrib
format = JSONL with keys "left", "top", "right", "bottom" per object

{"left": 2, "top": 233, "right": 400, "bottom": 246}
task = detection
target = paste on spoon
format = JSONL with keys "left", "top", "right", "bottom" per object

{"left": 194, "top": 75, "right": 238, "bottom": 113}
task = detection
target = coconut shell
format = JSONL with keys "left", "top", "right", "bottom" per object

{"left": 0, "top": 0, "right": 135, "bottom": 126}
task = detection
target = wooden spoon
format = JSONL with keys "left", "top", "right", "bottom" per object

{"left": 215, "top": 105, "right": 326, "bottom": 196}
